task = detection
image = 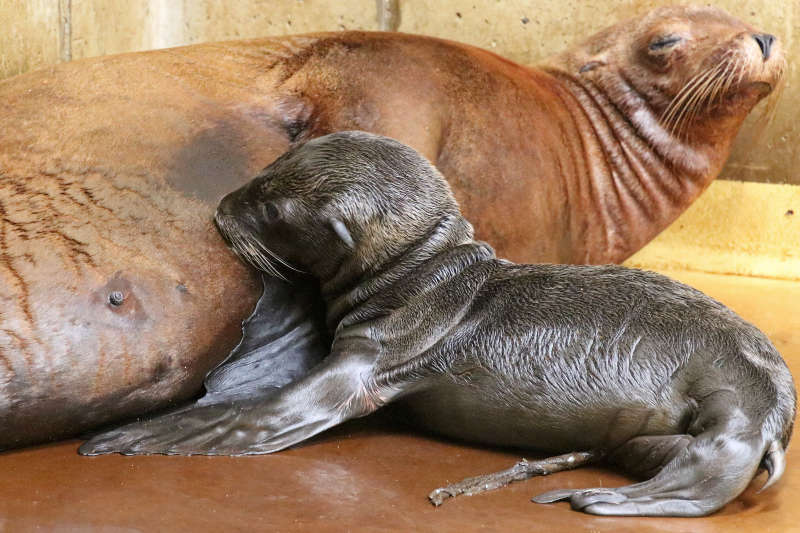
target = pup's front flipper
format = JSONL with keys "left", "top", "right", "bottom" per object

{"left": 80, "top": 344, "right": 383, "bottom": 456}
{"left": 201, "top": 274, "right": 329, "bottom": 403}
{"left": 429, "top": 451, "right": 598, "bottom": 506}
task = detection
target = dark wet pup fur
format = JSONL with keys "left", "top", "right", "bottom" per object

{"left": 81, "top": 131, "right": 796, "bottom": 517}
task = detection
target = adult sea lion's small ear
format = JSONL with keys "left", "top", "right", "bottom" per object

{"left": 330, "top": 218, "right": 356, "bottom": 249}
{"left": 579, "top": 59, "right": 606, "bottom": 74}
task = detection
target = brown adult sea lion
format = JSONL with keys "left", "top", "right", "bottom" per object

{"left": 81, "top": 131, "right": 796, "bottom": 517}
{"left": 0, "top": 6, "right": 784, "bottom": 449}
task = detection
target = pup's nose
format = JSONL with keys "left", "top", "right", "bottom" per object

{"left": 752, "top": 33, "right": 775, "bottom": 61}
{"left": 217, "top": 192, "right": 238, "bottom": 218}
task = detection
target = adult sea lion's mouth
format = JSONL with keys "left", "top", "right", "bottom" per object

{"left": 749, "top": 80, "right": 773, "bottom": 95}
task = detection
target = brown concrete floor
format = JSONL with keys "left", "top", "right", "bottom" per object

{"left": 1, "top": 270, "right": 798, "bottom": 532}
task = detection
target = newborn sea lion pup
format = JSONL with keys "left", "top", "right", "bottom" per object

{"left": 81, "top": 132, "right": 796, "bottom": 517}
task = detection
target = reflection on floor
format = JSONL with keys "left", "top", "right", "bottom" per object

{"left": 1, "top": 270, "right": 797, "bottom": 532}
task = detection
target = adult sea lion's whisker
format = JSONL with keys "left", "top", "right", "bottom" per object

{"left": 688, "top": 58, "right": 732, "bottom": 129}
{"left": 661, "top": 70, "right": 707, "bottom": 128}
{"left": 662, "top": 63, "right": 722, "bottom": 134}
{"left": 668, "top": 64, "right": 724, "bottom": 138}
{"left": 708, "top": 58, "right": 734, "bottom": 105}
{"left": 675, "top": 59, "right": 733, "bottom": 139}
{"left": 663, "top": 62, "right": 720, "bottom": 124}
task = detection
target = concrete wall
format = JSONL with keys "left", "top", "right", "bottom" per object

{"left": 625, "top": 179, "right": 799, "bottom": 280}
{"left": 68, "top": 0, "right": 383, "bottom": 59}
{"left": 1, "top": 0, "right": 61, "bottom": 77}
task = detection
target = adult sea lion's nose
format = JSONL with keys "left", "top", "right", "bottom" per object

{"left": 752, "top": 33, "right": 775, "bottom": 60}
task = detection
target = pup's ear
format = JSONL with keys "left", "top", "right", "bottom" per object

{"left": 330, "top": 218, "right": 355, "bottom": 248}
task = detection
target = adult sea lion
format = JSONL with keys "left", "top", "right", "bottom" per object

{"left": 81, "top": 132, "right": 796, "bottom": 517}
{"left": 0, "top": 6, "right": 784, "bottom": 449}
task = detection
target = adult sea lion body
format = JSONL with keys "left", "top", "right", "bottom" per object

{"left": 82, "top": 131, "right": 796, "bottom": 517}
{"left": 0, "top": 6, "right": 785, "bottom": 449}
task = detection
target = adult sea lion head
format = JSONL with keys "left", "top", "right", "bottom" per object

{"left": 216, "top": 131, "right": 472, "bottom": 293}
{"left": 546, "top": 5, "right": 785, "bottom": 174}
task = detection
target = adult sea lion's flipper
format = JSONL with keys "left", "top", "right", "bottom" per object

{"left": 78, "top": 275, "right": 334, "bottom": 456}
{"left": 200, "top": 274, "right": 329, "bottom": 404}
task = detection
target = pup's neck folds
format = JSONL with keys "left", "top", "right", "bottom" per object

{"left": 321, "top": 214, "right": 488, "bottom": 330}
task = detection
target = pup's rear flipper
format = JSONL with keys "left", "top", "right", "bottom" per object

{"left": 759, "top": 440, "right": 786, "bottom": 492}
{"left": 79, "top": 275, "right": 332, "bottom": 456}
{"left": 533, "top": 431, "right": 778, "bottom": 517}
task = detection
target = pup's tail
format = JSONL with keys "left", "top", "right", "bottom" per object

{"left": 759, "top": 440, "right": 786, "bottom": 492}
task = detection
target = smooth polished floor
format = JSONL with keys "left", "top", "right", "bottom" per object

{"left": 1, "top": 270, "right": 798, "bottom": 532}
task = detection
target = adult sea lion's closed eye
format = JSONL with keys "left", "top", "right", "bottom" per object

{"left": 648, "top": 34, "right": 683, "bottom": 51}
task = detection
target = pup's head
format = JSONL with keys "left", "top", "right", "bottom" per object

{"left": 215, "top": 131, "right": 469, "bottom": 281}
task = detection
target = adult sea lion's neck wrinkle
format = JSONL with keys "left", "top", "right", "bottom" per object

{"left": 587, "top": 72, "right": 699, "bottom": 211}
{"left": 545, "top": 68, "right": 709, "bottom": 262}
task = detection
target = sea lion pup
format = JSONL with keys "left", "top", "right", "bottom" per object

{"left": 81, "top": 132, "right": 796, "bottom": 517}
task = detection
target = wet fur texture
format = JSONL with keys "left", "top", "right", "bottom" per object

{"left": 82, "top": 132, "right": 795, "bottom": 517}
